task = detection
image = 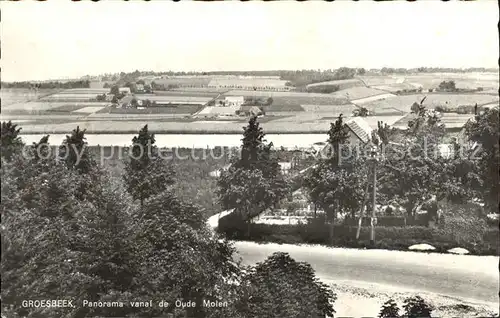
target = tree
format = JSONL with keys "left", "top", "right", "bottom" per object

{"left": 123, "top": 125, "right": 175, "bottom": 206}
{"left": 438, "top": 80, "right": 456, "bottom": 92}
{"left": 357, "top": 68, "right": 366, "bottom": 75}
{"left": 58, "top": 126, "right": 96, "bottom": 174}
{"left": 1, "top": 121, "right": 24, "bottom": 161}
{"left": 304, "top": 115, "right": 366, "bottom": 242}
{"left": 1, "top": 137, "right": 137, "bottom": 318}
{"left": 129, "top": 191, "right": 240, "bottom": 318}
{"left": 110, "top": 85, "right": 120, "bottom": 96}
{"left": 378, "top": 296, "right": 433, "bottom": 318}
{"left": 379, "top": 299, "right": 400, "bottom": 318}
{"left": 236, "top": 252, "right": 336, "bottom": 318}
{"left": 464, "top": 108, "right": 499, "bottom": 212}
{"left": 130, "top": 98, "right": 138, "bottom": 108}
{"left": 352, "top": 107, "right": 369, "bottom": 117}
{"left": 217, "top": 117, "right": 288, "bottom": 236}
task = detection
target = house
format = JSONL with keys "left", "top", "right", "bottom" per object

{"left": 136, "top": 84, "right": 145, "bottom": 93}
{"left": 237, "top": 106, "right": 263, "bottom": 117}
{"left": 119, "top": 87, "right": 131, "bottom": 94}
{"left": 225, "top": 96, "right": 245, "bottom": 107}
{"left": 344, "top": 117, "right": 374, "bottom": 144}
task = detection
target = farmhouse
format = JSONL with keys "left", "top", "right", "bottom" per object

{"left": 225, "top": 96, "right": 245, "bottom": 107}
{"left": 119, "top": 87, "right": 131, "bottom": 94}
{"left": 344, "top": 117, "right": 374, "bottom": 144}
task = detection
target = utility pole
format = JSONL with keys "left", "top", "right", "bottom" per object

{"left": 370, "top": 147, "right": 377, "bottom": 246}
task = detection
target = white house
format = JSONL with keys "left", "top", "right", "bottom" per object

{"left": 119, "top": 87, "right": 131, "bottom": 94}
{"left": 225, "top": 96, "right": 245, "bottom": 107}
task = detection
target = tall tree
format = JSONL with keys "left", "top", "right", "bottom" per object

{"left": 59, "top": 126, "right": 96, "bottom": 174}
{"left": 1, "top": 121, "right": 24, "bottom": 161}
{"left": 217, "top": 117, "right": 288, "bottom": 235}
{"left": 123, "top": 125, "right": 175, "bottom": 206}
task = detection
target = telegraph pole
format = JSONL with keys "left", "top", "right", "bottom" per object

{"left": 370, "top": 147, "right": 377, "bottom": 246}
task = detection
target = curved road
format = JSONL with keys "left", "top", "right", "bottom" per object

{"left": 234, "top": 241, "right": 499, "bottom": 305}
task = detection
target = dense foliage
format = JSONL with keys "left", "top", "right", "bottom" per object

{"left": 1, "top": 121, "right": 337, "bottom": 317}
{"left": 236, "top": 252, "right": 336, "bottom": 318}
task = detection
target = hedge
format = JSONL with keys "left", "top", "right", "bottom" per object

{"left": 217, "top": 218, "right": 499, "bottom": 256}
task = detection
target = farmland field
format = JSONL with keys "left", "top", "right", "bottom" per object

{"left": 2, "top": 101, "right": 110, "bottom": 114}
{"left": 300, "top": 104, "right": 358, "bottom": 114}
{"left": 0, "top": 88, "right": 60, "bottom": 106}
{"left": 356, "top": 76, "right": 401, "bottom": 86}
{"left": 153, "top": 77, "right": 212, "bottom": 86}
{"left": 265, "top": 104, "right": 305, "bottom": 112}
{"left": 109, "top": 105, "right": 202, "bottom": 115}
{"left": 403, "top": 72, "right": 499, "bottom": 90}
{"left": 393, "top": 113, "right": 475, "bottom": 130}
{"left": 59, "top": 88, "right": 109, "bottom": 94}
{"left": 422, "top": 93, "right": 499, "bottom": 107}
{"left": 330, "top": 87, "right": 388, "bottom": 101}
{"left": 153, "top": 90, "right": 219, "bottom": 97}
{"left": 137, "top": 95, "right": 212, "bottom": 104}
{"left": 306, "top": 78, "right": 364, "bottom": 90}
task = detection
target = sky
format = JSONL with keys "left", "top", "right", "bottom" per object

{"left": 1, "top": 1, "right": 498, "bottom": 82}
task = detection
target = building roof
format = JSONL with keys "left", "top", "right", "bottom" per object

{"left": 345, "top": 117, "right": 374, "bottom": 143}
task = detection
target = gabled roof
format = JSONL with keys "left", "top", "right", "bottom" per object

{"left": 345, "top": 117, "right": 373, "bottom": 144}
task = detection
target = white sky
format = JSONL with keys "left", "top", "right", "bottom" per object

{"left": 1, "top": 1, "right": 498, "bottom": 81}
